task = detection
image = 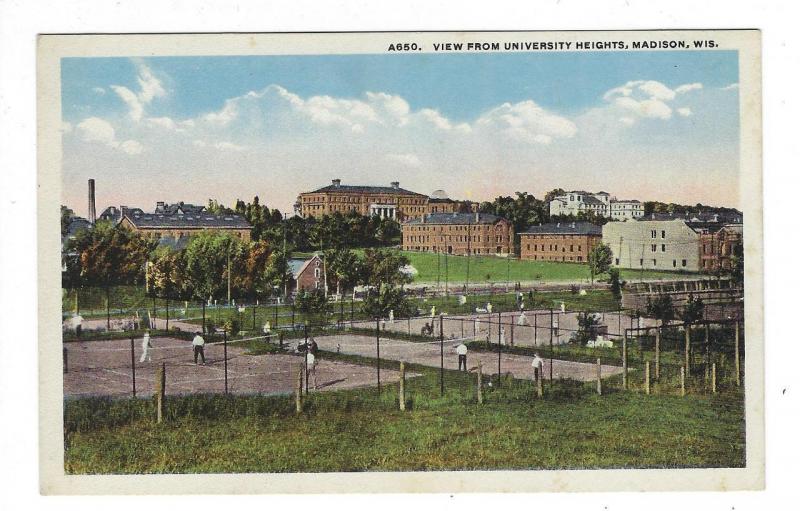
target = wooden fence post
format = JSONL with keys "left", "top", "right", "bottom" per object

{"left": 155, "top": 362, "right": 165, "bottom": 423}
{"left": 536, "top": 366, "right": 544, "bottom": 398}
{"left": 295, "top": 364, "right": 303, "bottom": 414}
{"left": 654, "top": 327, "right": 661, "bottom": 381}
{"left": 735, "top": 320, "right": 741, "bottom": 387}
{"left": 477, "top": 362, "right": 483, "bottom": 404}
{"left": 399, "top": 361, "right": 406, "bottom": 411}
{"left": 685, "top": 324, "right": 691, "bottom": 374}
{"left": 645, "top": 361, "right": 650, "bottom": 395}
{"left": 596, "top": 358, "right": 602, "bottom": 395}
{"left": 712, "top": 362, "right": 717, "bottom": 394}
{"left": 680, "top": 366, "right": 686, "bottom": 397}
{"left": 622, "top": 330, "right": 628, "bottom": 389}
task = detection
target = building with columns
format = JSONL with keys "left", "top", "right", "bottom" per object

{"left": 549, "top": 190, "right": 644, "bottom": 220}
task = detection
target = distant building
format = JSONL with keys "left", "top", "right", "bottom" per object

{"left": 402, "top": 212, "right": 512, "bottom": 256}
{"left": 119, "top": 210, "right": 252, "bottom": 241}
{"left": 295, "top": 180, "right": 475, "bottom": 220}
{"left": 519, "top": 222, "right": 602, "bottom": 263}
{"left": 98, "top": 205, "right": 145, "bottom": 224}
{"left": 603, "top": 212, "right": 743, "bottom": 273}
{"left": 549, "top": 190, "right": 644, "bottom": 220}
{"left": 288, "top": 254, "right": 325, "bottom": 293}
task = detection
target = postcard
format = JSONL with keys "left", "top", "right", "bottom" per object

{"left": 38, "top": 30, "right": 763, "bottom": 493}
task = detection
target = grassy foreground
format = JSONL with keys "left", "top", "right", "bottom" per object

{"left": 401, "top": 250, "right": 697, "bottom": 284}
{"left": 64, "top": 359, "right": 744, "bottom": 473}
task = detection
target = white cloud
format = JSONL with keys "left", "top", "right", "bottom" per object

{"left": 119, "top": 140, "right": 144, "bottom": 155}
{"left": 146, "top": 117, "right": 178, "bottom": 130}
{"left": 721, "top": 83, "right": 739, "bottom": 90}
{"left": 677, "top": 107, "right": 693, "bottom": 117}
{"left": 75, "top": 116, "right": 143, "bottom": 155}
{"left": 476, "top": 100, "right": 577, "bottom": 144}
{"left": 92, "top": 87, "right": 106, "bottom": 95}
{"left": 676, "top": 83, "right": 703, "bottom": 94}
{"left": 111, "top": 60, "right": 166, "bottom": 122}
{"left": 214, "top": 141, "right": 247, "bottom": 151}
{"left": 619, "top": 117, "right": 635, "bottom": 126}
{"left": 386, "top": 153, "right": 422, "bottom": 168}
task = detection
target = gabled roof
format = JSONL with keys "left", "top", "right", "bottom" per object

{"left": 405, "top": 212, "right": 507, "bottom": 225}
{"left": 123, "top": 212, "right": 251, "bottom": 229}
{"left": 155, "top": 202, "right": 206, "bottom": 215}
{"left": 289, "top": 254, "right": 321, "bottom": 279}
{"left": 521, "top": 222, "right": 602, "bottom": 236}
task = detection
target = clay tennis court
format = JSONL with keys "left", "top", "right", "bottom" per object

{"left": 63, "top": 336, "right": 405, "bottom": 398}
{"left": 314, "top": 333, "right": 624, "bottom": 381}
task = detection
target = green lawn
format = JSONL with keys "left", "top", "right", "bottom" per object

{"left": 400, "top": 250, "right": 698, "bottom": 284}
{"left": 63, "top": 354, "right": 745, "bottom": 473}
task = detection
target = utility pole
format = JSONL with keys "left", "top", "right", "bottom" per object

{"left": 227, "top": 243, "right": 231, "bottom": 305}
{"left": 466, "top": 218, "right": 472, "bottom": 301}
{"left": 283, "top": 212, "right": 289, "bottom": 298}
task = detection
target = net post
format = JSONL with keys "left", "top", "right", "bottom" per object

{"left": 622, "top": 329, "right": 628, "bottom": 389}
{"left": 223, "top": 330, "right": 229, "bottom": 395}
{"left": 645, "top": 361, "right": 650, "bottom": 395}
{"left": 680, "top": 365, "right": 686, "bottom": 396}
{"left": 155, "top": 362, "right": 166, "bottom": 423}
{"left": 375, "top": 317, "right": 381, "bottom": 393}
{"left": 654, "top": 326, "right": 661, "bottom": 381}
{"left": 399, "top": 361, "right": 406, "bottom": 411}
{"left": 712, "top": 362, "right": 717, "bottom": 394}
{"left": 295, "top": 364, "right": 303, "bottom": 414}
{"left": 596, "top": 358, "right": 602, "bottom": 395}
{"left": 477, "top": 361, "right": 483, "bottom": 404}
{"left": 130, "top": 336, "right": 136, "bottom": 397}
{"left": 439, "top": 313, "right": 444, "bottom": 397}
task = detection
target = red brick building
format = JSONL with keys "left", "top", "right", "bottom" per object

{"left": 402, "top": 212, "right": 512, "bottom": 255}
{"left": 288, "top": 254, "right": 325, "bottom": 294}
{"left": 699, "top": 224, "right": 743, "bottom": 272}
{"left": 519, "top": 222, "right": 602, "bottom": 263}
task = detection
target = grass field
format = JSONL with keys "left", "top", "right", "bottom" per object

{"left": 401, "top": 250, "right": 698, "bottom": 284}
{"left": 64, "top": 352, "right": 745, "bottom": 473}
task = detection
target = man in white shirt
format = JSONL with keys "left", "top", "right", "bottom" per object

{"left": 456, "top": 343, "right": 468, "bottom": 371}
{"left": 192, "top": 333, "right": 206, "bottom": 365}
{"left": 531, "top": 353, "right": 545, "bottom": 380}
{"left": 139, "top": 331, "right": 153, "bottom": 363}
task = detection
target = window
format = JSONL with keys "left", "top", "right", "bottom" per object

{"left": 651, "top": 229, "right": 657, "bottom": 238}
{"left": 661, "top": 230, "right": 666, "bottom": 239}
{"left": 661, "top": 244, "right": 666, "bottom": 252}
{"left": 682, "top": 259, "right": 687, "bottom": 267}
{"left": 651, "top": 244, "right": 657, "bottom": 252}
{"left": 639, "top": 259, "right": 643, "bottom": 266}
{"left": 673, "top": 260, "right": 677, "bottom": 267}
{"left": 653, "top": 259, "right": 657, "bottom": 266}
{"left": 615, "top": 258, "right": 619, "bottom": 265}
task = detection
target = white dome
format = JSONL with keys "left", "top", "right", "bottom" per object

{"left": 430, "top": 189, "right": 449, "bottom": 200}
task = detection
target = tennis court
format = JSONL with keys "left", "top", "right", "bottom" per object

{"left": 63, "top": 335, "right": 406, "bottom": 398}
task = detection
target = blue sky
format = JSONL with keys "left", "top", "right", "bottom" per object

{"left": 60, "top": 51, "right": 740, "bottom": 216}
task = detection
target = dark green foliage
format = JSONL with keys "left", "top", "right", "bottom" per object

{"left": 646, "top": 294, "right": 674, "bottom": 325}
{"left": 295, "top": 288, "right": 330, "bottom": 314}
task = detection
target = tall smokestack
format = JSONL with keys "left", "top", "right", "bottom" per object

{"left": 87, "top": 178, "right": 97, "bottom": 224}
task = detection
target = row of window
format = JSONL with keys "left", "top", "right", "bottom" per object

{"left": 404, "top": 246, "right": 506, "bottom": 254}
{"left": 407, "top": 235, "right": 505, "bottom": 243}
{"left": 615, "top": 257, "right": 687, "bottom": 268}
{"left": 525, "top": 244, "right": 584, "bottom": 253}
{"left": 527, "top": 255, "right": 584, "bottom": 262}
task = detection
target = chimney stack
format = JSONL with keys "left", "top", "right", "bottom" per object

{"left": 390, "top": 181, "right": 399, "bottom": 189}
{"left": 332, "top": 179, "right": 341, "bottom": 187}
{"left": 87, "top": 179, "right": 96, "bottom": 224}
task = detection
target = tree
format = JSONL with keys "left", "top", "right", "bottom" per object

{"left": 71, "top": 222, "right": 155, "bottom": 328}
{"left": 729, "top": 243, "right": 744, "bottom": 287}
{"left": 61, "top": 205, "right": 75, "bottom": 236}
{"left": 363, "top": 249, "right": 411, "bottom": 287}
{"left": 574, "top": 312, "right": 602, "bottom": 345}
{"left": 608, "top": 267, "right": 623, "bottom": 300}
{"left": 362, "top": 284, "right": 415, "bottom": 318}
{"left": 681, "top": 294, "right": 705, "bottom": 326}
{"left": 324, "top": 248, "right": 365, "bottom": 296}
{"left": 645, "top": 294, "right": 674, "bottom": 326}
{"left": 588, "top": 243, "right": 613, "bottom": 285}
{"left": 183, "top": 231, "right": 247, "bottom": 304}
{"left": 263, "top": 250, "right": 292, "bottom": 298}
{"left": 295, "top": 288, "right": 330, "bottom": 315}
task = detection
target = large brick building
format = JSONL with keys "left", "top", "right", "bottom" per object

{"left": 699, "top": 224, "right": 743, "bottom": 272}
{"left": 295, "top": 180, "right": 476, "bottom": 221}
{"left": 519, "top": 222, "right": 602, "bottom": 263}
{"left": 119, "top": 210, "right": 252, "bottom": 242}
{"left": 402, "top": 212, "right": 512, "bottom": 256}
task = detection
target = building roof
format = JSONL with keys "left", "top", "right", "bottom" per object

{"left": 405, "top": 212, "right": 506, "bottom": 225}
{"left": 611, "top": 199, "right": 641, "bottom": 204}
{"left": 155, "top": 202, "right": 206, "bottom": 215}
{"left": 638, "top": 211, "right": 743, "bottom": 223}
{"left": 521, "top": 222, "right": 602, "bottom": 236}
{"left": 98, "top": 206, "right": 145, "bottom": 223}
{"left": 123, "top": 212, "right": 251, "bottom": 230}
{"left": 288, "top": 254, "right": 321, "bottom": 279}
{"left": 64, "top": 217, "right": 92, "bottom": 238}
{"left": 581, "top": 195, "right": 605, "bottom": 206}
{"left": 308, "top": 181, "right": 427, "bottom": 197}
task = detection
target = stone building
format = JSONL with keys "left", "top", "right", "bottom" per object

{"left": 119, "top": 210, "right": 252, "bottom": 241}
{"left": 549, "top": 190, "right": 644, "bottom": 220}
{"left": 402, "top": 212, "right": 512, "bottom": 256}
{"left": 519, "top": 222, "right": 602, "bottom": 263}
